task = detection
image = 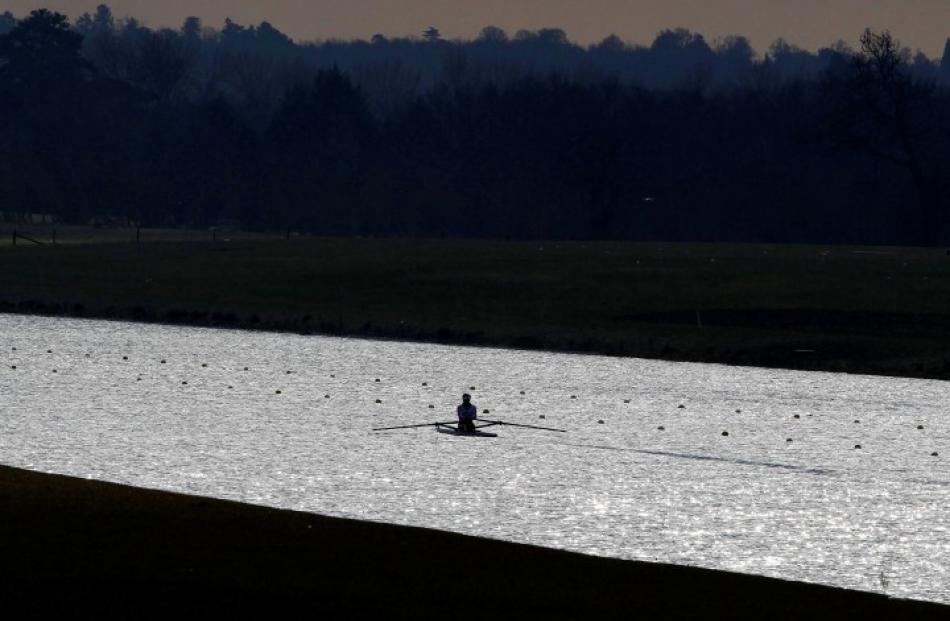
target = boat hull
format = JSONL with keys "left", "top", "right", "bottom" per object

{"left": 436, "top": 427, "right": 498, "bottom": 438}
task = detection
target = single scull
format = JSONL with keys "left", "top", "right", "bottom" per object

{"left": 372, "top": 418, "right": 566, "bottom": 437}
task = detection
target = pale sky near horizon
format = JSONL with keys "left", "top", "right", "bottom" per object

{"left": 5, "top": 1, "right": 950, "bottom": 57}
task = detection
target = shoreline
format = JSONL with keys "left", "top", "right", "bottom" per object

{"left": 2, "top": 302, "right": 949, "bottom": 382}
{"left": 2, "top": 237, "right": 948, "bottom": 382}
{"left": 2, "top": 464, "right": 947, "bottom": 618}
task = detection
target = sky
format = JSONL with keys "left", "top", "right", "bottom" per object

{"left": 6, "top": 1, "right": 950, "bottom": 57}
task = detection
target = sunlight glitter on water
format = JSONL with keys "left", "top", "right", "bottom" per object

{"left": 0, "top": 313, "right": 948, "bottom": 603}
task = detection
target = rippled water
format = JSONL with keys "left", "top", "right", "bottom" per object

{"left": 1, "top": 313, "right": 948, "bottom": 602}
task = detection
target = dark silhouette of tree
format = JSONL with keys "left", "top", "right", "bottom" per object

{"left": 3, "top": 6, "right": 950, "bottom": 244}
{"left": 0, "top": 12, "right": 15, "bottom": 36}
{"left": 478, "top": 26, "right": 508, "bottom": 43}
{"left": 423, "top": 27, "right": 441, "bottom": 43}
{"left": 821, "top": 29, "right": 945, "bottom": 243}
{"left": 0, "top": 9, "right": 87, "bottom": 87}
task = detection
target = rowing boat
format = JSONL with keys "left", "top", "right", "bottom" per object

{"left": 372, "top": 417, "right": 566, "bottom": 435}
{"left": 436, "top": 426, "right": 498, "bottom": 438}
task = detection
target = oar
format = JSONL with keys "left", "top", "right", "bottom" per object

{"left": 372, "top": 421, "right": 456, "bottom": 431}
{"left": 478, "top": 418, "right": 567, "bottom": 433}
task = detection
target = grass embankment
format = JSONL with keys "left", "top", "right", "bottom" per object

{"left": 1, "top": 465, "right": 945, "bottom": 618}
{"left": 1, "top": 236, "right": 949, "bottom": 379}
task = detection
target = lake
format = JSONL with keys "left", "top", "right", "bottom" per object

{"left": 1, "top": 313, "right": 947, "bottom": 603}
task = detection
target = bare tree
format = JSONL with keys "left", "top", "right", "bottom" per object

{"left": 823, "top": 30, "right": 944, "bottom": 244}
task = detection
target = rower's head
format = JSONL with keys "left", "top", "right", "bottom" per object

{"left": 462, "top": 393, "right": 471, "bottom": 403}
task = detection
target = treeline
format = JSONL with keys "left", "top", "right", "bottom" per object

{"left": 1, "top": 7, "right": 949, "bottom": 244}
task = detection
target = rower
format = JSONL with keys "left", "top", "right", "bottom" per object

{"left": 457, "top": 393, "right": 477, "bottom": 433}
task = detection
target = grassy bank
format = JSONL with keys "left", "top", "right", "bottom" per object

{"left": 1, "top": 237, "right": 949, "bottom": 379}
{"left": 1, "top": 465, "right": 945, "bottom": 618}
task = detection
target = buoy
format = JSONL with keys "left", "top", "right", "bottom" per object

{"left": 793, "top": 414, "right": 800, "bottom": 419}
{"left": 286, "top": 370, "right": 291, "bottom": 374}
{"left": 571, "top": 395, "right": 577, "bottom": 399}
{"left": 10, "top": 365, "right": 15, "bottom": 370}
{"left": 375, "top": 399, "right": 382, "bottom": 403}
{"left": 84, "top": 353, "right": 89, "bottom": 357}
{"left": 520, "top": 391, "right": 525, "bottom": 395}
{"left": 11, "top": 347, "right": 15, "bottom": 351}
{"left": 932, "top": 452, "right": 939, "bottom": 457}
{"left": 721, "top": 431, "right": 729, "bottom": 436}
{"left": 678, "top": 404, "right": 685, "bottom": 409}
{"left": 483, "top": 409, "right": 490, "bottom": 414}
{"left": 854, "top": 444, "right": 862, "bottom": 449}
{"left": 624, "top": 399, "right": 630, "bottom": 404}
{"left": 276, "top": 390, "right": 282, "bottom": 394}
{"left": 657, "top": 426, "right": 665, "bottom": 431}
{"left": 917, "top": 425, "right": 924, "bottom": 430}
{"left": 422, "top": 382, "right": 428, "bottom": 386}
{"left": 735, "top": 409, "right": 742, "bottom": 414}
{"left": 243, "top": 367, "right": 248, "bottom": 371}
{"left": 470, "top": 386, "right": 476, "bottom": 390}
{"left": 161, "top": 360, "right": 166, "bottom": 364}
{"left": 137, "top": 377, "right": 142, "bottom": 381}
{"left": 52, "top": 369, "right": 57, "bottom": 373}
{"left": 330, "top": 374, "right": 335, "bottom": 378}
{"left": 539, "top": 415, "right": 546, "bottom": 419}
{"left": 201, "top": 363, "right": 207, "bottom": 368}
{"left": 122, "top": 356, "right": 128, "bottom": 361}
{"left": 182, "top": 381, "right": 188, "bottom": 385}
{"left": 47, "top": 350, "right": 52, "bottom": 354}
{"left": 428, "top": 405, "right": 434, "bottom": 409}
{"left": 227, "top": 386, "right": 233, "bottom": 389}
{"left": 598, "top": 420, "right": 605, "bottom": 424}
{"left": 786, "top": 438, "right": 793, "bottom": 443}
{"left": 854, "top": 419, "right": 860, "bottom": 424}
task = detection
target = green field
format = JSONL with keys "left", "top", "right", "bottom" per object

{"left": 1, "top": 234, "right": 949, "bottom": 379}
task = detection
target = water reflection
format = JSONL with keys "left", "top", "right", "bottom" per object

{"left": 0, "top": 313, "right": 947, "bottom": 603}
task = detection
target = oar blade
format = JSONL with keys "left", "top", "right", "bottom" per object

{"left": 372, "top": 421, "right": 456, "bottom": 432}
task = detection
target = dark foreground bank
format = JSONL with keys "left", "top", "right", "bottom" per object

{"left": 1, "top": 466, "right": 945, "bottom": 619}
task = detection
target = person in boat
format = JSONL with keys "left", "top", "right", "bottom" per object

{"left": 457, "top": 393, "right": 477, "bottom": 433}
